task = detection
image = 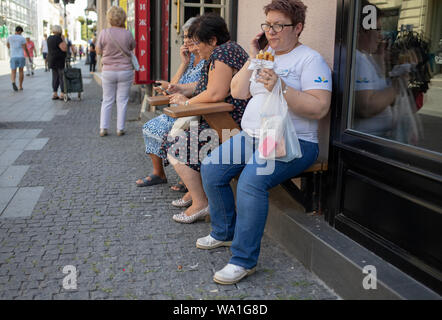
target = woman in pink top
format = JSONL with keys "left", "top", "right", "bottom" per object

{"left": 96, "top": 6, "right": 136, "bottom": 137}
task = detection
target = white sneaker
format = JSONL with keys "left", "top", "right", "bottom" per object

{"left": 196, "top": 235, "right": 232, "bottom": 250}
{"left": 213, "top": 264, "right": 256, "bottom": 285}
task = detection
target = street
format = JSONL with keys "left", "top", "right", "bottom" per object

{"left": 0, "top": 58, "right": 338, "bottom": 300}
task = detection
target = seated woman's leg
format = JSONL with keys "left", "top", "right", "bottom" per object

{"left": 170, "top": 160, "right": 207, "bottom": 217}
{"left": 136, "top": 115, "right": 176, "bottom": 187}
{"left": 200, "top": 132, "right": 252, "bottom": 241}
{"left": 230, "top": 140, "right": 319, "bottom": 270}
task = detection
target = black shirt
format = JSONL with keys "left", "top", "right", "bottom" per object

{"left": 47, "top": 35, "right": 66, "bottom": 69}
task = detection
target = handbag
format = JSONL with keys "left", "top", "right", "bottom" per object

{"left": 107, "top": 29, "right": 140, "bottom": 71}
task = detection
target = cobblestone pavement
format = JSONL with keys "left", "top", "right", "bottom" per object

{"left": 0, "top": 60, "right": 339, "bottom": 300}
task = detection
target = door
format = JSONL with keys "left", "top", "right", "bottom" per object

{"left": 329, "top": 0, "right": 442, "bottom": 294}
{"left": 170, "top": 0, "right": 234, "bottom": 77}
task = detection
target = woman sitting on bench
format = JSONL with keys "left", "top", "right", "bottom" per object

{"left": 158, "top": 13, "right": 250, "bottom": 224}
{"left": 197, "top": 0, "right": 332, "bottom": 285}
{"left": 135, "top": 17, "right": 205, "bottom": 189}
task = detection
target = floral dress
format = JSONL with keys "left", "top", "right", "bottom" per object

{"left": 142, "top": 54, "right": 205, "bottom": 157}
{"left": 159, "top": 41, "right": 250, "bottom": 172}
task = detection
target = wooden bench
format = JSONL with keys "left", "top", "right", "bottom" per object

{"left": 160, "top": 99, "right": 328, "bottom": 213}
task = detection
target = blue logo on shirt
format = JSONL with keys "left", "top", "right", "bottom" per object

{"left": 314, "top": 76, "right": 329, "bottom": 83}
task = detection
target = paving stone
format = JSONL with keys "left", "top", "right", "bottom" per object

{"left": 25, "top": 139, "right": 49, "bottom": 151}
{"left": 7, "top": 139, "right": 32, "bottom": 151}
{"left": 0, "top": 166, "right": 30, "bottom": 187}
{"left": 0, "top": 187, "right": 18, "bottom": 215}
{"left": 0, "top": 150, "right": 22, "bottom": 166}
{"left": 1, "top": 187, "right": 44, "bottom": 219}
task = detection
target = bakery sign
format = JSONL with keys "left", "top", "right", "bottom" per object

{"left": 135, "top": 0, "right": 152, "bottom": 84}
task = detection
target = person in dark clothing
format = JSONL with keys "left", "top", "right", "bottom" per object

{"left": 47, "top": 25, "right": 67, "bottom": 100}
{"left": 89, "top": 43, "right": 97, "bottom": 72}
{"left": 66, "top": 38, "right": 72, "bottom": 59}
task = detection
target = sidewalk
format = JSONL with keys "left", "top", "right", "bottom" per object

{"left": 0, "top": 59, "right": 338, "bottom": 300}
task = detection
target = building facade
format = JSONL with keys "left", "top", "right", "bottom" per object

{"left": 0, "top": 0, "right": 38, "bottom": 60}
{"left": 90, "top": 0, "right": 442, "bottom": 297}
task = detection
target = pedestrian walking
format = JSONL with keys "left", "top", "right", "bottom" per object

{"left": 89, "top": 43, "right": 97, "bottom": 72}
{"left": 24, "top": 37, "right": 36, "bottom": 76}
{"left": 66, "top": 37, "right": 72, "bottom": 60}
{"left": 41, "top": 34, "right": 49, "bottom": 72}
{"left": 6, "top": 26, "right": 29, "bottom": 91}
{"left": 96, "top": 6, "right": 136, "bottom": 137}
{"left": 72, "top": 45, "right": 78, "bottom": 62}
{"left": 79, "top": 45, "right": 83, "bottom": 60}
{"left": 47, "top": 25, "right": 68, "bottom": 100}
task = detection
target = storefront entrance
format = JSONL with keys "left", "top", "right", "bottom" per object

{"left": 169, "top": 0, "right": 237, "bottom": 76}
{"left": 329, "top": 0, "right": 442, "bottom": 294}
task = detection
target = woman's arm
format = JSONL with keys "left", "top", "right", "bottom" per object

{"left": 170, "top": 63, "right": 188, "bottom": 85}
{"left": 189, "top": 60, "right": 233, "bottom": 103}
{"left": 59, "top": 41, "right": 67, "bottom": 52}
{"left": 231, "top": 32, "right": 264, "bottom": 100}
{"left": 168, "top": 82, "right": 198, "bottom": 97}
{"left": 283, "top": 85, "right": 332, "bottom": 120}
{"left": 258, "top": 68, "right": 331, "bottom": 120}
{"left": 169, "top": 60, "right": 233, "bottom": 105}
{"left": 355, "top": 87, "right": 396, "bottom": 118}
{"left": 170, "top": 45, "right": 191, "bottom": 85}
{"left": 231, "top": 61, "right": 253, "bottom": 100}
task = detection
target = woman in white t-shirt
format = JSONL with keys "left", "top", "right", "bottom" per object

{"left": 198, "top": 0, "right": 332, "bottom": 285}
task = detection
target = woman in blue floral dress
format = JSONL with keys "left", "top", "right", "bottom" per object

{"left": 135, "top": 18, "right": 205, "bottom": 188}
{"left": 158, "top": 13, "right": 250, "bottom": 224}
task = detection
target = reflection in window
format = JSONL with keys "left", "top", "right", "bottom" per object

{"left": 351, "top": 0, "right": 442, "bottom": 154}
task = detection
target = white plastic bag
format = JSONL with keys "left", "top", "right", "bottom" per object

{"left": 258, "top": 78, "right": 302, "bottom": 162}
{"left": 391, "top": 78, "right": 422, "bottom": 145}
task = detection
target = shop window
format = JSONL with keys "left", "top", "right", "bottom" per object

{"left": 350, "top": 0, "right": 442, "bottom": 154}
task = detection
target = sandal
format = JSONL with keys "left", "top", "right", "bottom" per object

{"left": 52, "top": 96, "right": 60, "bottom": 100}
{"left": 136, "top": 174, "right": 168, "bottom": 187}
{"left": 170, "top": 181, "right": 188, "bottom": 193}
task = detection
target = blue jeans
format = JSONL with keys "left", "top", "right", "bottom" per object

{"left": 10, "top": 57, "right": 26, "bottom": 69}
{"left": 201, "top": 131, "right": 319, "bottom": 270}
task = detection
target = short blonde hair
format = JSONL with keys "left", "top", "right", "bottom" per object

{"left": 52, "top": 25, "right": 62, "bottom": 35}
{"left": 107, "top": 6, "right": 126, "bottom": 27}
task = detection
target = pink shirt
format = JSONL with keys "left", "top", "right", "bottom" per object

{"left": 97, "top": 27, "right": 136, "bottom": 71}
{"left": 24, "top": 41, "right": 35, "bottom": 58}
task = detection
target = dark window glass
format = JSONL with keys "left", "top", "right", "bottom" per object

{"left": 350, "top": 0, "right": 442, "bottom": 154}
